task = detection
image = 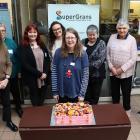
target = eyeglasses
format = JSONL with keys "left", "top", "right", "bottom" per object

{"left": 0, "top": 30, "right": 6, "bottom": 32}
{"left": 65, "top": 37, "right": 76, "bottom": 40}
{"left": 117, "top": 27, "right": 127, "bottom": 30}
{"left": 53, "top": 27, "right": 62, "bottom": 33}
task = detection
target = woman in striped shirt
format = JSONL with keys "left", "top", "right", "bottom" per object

{"left": 52, "top": 28, "right": 89, "bottom": 103}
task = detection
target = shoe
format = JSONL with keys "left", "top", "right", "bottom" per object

{"left": 16, "top": 108, "right": 23, "bottom": 118}
{"left": 126, "top": 110, "right": 131, "bottom": 117}
{"left": 6, "top": 121, "right": 18, "bottom": 132}
{"left": 2, "top": 117, "right": 6, "bottom": 122}
{"left": 137, "top": 111, "right": 140, "bottom": 114}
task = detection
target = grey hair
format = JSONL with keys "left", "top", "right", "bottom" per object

{"left": 116, "top": 18, "right": 129, "bottom": 29}
{"left": 0, "top": 23, "right": 6, "bottom": 30}
{"left": 86, "top": 24, "right": 98, "bottom": 34}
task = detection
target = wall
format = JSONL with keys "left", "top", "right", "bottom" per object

{"left": 20, "top": 0, "right": 47, "bottom": 34}
{"left": 19, "top": 0, "right": 30, "bottom": 35}
{"left": 100, "top": 0, "right": 113, "bottom": 21}
{"left": 113, "top": 0, "right": 120, "bottom": 10}
{"left": 20, "top": 0, "right": 40, "bottom": 35}
{"left": 130, "top": 1, "right": 140, "bottom": 21}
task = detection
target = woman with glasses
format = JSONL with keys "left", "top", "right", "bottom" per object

{"left": 0, "top": 23, "right": 23, "bottom": 117}
{"left": 0, "top": 31, "right": 18, "bottom": 132}
{"left": 48, "top": 21, "right": 65, "bottom": 58}
{"left": 81, "top": 24, "right": 106, "bottom": 105}
{"left": 107, "top": 18, "right": 137, "bottom": 117}
{"left": 51, "top": 28, "right": 89, "bottom": 103}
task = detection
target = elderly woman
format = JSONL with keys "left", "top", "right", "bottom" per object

{"left": 81, "top": 24, "right": 106, "bottom": 105}
{"left": 107, "top": 18, "right": 137, "bottom": 116}
{"left": 0, "top": 23, "right": 23, "bottom": 117}
{"left": 52, "top": 28, "right": 89, "bottom": 103}
{"left": 0, "top": 32, "right": 18, "bottom": 132}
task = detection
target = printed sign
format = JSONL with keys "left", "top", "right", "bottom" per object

{"left": 48, "top": 4, "right": 99, "bottom": 39}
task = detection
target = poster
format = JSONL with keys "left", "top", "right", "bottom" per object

{"left": 48, "top": 4, "right": 99, "bottom": 40}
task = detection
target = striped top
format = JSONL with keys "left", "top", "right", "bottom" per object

{"left": 107, "top": 33, "right": 137, "bottom": 79}
{"left": 51, "top": 48, "right": 89, "bottom": 98}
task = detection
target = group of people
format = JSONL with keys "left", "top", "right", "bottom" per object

{"left": 49, "top": 21, "right": 105, "bottom": 104}
{"left": 0, "top": 18, "right": 137, "bottom": 132}
{"left": 51, "top": 18, "right": 137, "bottom": 118}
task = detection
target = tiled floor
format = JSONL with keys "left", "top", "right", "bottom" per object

{"left": 0, "top": 109, "right": 21, "bottom": 140}
{"left": 0, "top": 88, "right": 140, "bottom": 140}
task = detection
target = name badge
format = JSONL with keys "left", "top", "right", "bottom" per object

{"left": 8, "top": 49, "right": 13, "bottom": 54}
{"left": 70, "top": 62, "right": 75, "bottom": 66}
{"left": 45, "top": 52, "right": 47, "bottom": 57}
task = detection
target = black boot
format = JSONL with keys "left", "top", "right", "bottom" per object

{"left": 6, "top": 121, "right": 18, "bottom": 132}
{"left": 16, "top": 108, "right": 23, "bottom": 118}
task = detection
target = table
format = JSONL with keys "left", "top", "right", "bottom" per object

{"left": 19, "top": 104, "right": 131, "bottom": 140}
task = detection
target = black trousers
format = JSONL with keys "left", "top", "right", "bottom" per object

{"left": 29, "top": 85, "right": 47, "bottom": 106}
{"left": 110, "top": 76, "right": 132, "bottom": 111}
{"left": 0, "top": 83, "right": 11, "bottom": 122}
{"left": 59, "top": 96, "right": 78, "bottom": 103}
{"left": 84, "top": 77, "right": 104, "bottom": 105}
{"left": 10, "top": 77, "right": 22, "bottom": 109}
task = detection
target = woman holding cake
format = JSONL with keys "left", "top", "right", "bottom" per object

{"left": 51, "top": 28, "right": 89, "bottom": 103}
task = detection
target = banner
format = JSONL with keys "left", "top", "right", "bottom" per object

{"left": 48, "top": 4, "right": 99, "bottom": 40}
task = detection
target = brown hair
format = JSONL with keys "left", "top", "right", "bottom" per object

{"left": 48, "top": 21, "right": 65, "bottom": 51}
{"left": 61, "top": 28, "right": 83, "bottom": 58}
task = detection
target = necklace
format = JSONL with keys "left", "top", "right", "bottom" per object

{"left": 64, "top": 54, "right": 78, "bottom": 78}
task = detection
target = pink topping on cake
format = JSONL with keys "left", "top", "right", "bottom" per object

{"left": 54, "top": 102, "right": 93, "bottom": 124}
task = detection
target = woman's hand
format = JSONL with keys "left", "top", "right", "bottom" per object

{"left": 111, "top": 66, "right": 118, "bottom": 76}
{"left": 40, "top": 73, "right": 47, "bottom": 80}
{"left": 78, "top": 96, "right": 84, "bottom": 102}
{"left": 0, "top": 81, "right": 2, "bottom": 89}
{"left": 116, "top": 68, "right": 123, "bottom": 75}
{"left": 53, "top": 95, "right": 59, "bottom": 103}
{"left": 0, "top": 79, "right": 9, "bottom": 89}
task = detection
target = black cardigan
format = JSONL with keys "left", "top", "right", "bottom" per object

{"left": 19, "top": 44, "right": 50, "bottom": 86}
